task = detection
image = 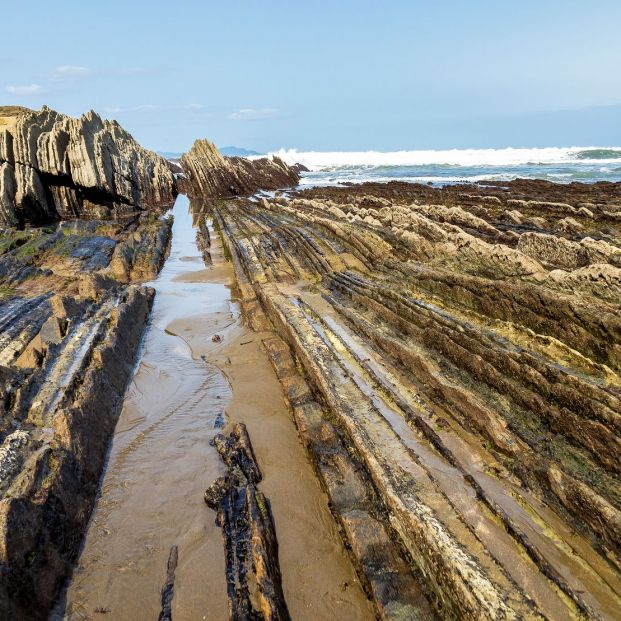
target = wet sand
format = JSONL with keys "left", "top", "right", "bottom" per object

{"left": 58, "top": 196, "right": 373, "bottom": 620}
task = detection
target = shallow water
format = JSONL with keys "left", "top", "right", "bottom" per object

{"left": 57, "top": 195, "right": 373, "bottom": 620}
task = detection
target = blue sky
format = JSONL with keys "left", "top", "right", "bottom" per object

{"left": 3, "top": 0, "right": 621, "bottom": 152}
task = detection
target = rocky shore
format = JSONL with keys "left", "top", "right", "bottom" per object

{"left": 0, "top": 106, "right": 305, "bottom": 620}
{"left": 0, "top": 105, "right": 180, "bottom": 619}
{"left": 208, "top": 178, "right": 621, "bottom": 620}
{"left": 2, "top": 102, "right": 620, "bottom": 620}
{"left": 0, "top": 210, "right": 174, "bottom": 618}
{"left": 0, "top": 106, "right": 176, "bottom": 227}
{"left": 179, "top": 138, "right": 303, "bottom": 198}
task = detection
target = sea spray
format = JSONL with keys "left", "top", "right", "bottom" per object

{"left": 259, "top": 146, "right": 621, "bottom": 186}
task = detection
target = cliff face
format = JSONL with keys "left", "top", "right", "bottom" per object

{"left": 179, "top": 138, "right": 301, "bottom": 198}
{"left": 0, "top": 106, "right": 177, "bottom": 227}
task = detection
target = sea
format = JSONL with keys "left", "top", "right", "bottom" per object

{"left": 267, "top": 147, "right": 621, "bottom": 187}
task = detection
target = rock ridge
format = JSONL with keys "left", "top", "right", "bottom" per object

{"left": 179, "top": 138, "right": 301, "bottom": 198}
{"left": 0, "top": 106, "right": 177, "bottom": 227}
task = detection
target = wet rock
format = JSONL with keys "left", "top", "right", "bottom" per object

{"left": 216, "top": 179, "right": 621, "bottom": 620}
{"left": 260, "top": 336, "right": 436, "bottom": 620}
{"left": 205, "top": 423, "right": 291, "bottom": 621}
{"left": 158, "top": 545, "right": 178, "bottom": 621}
{"left": 0, "top": 285, "right": 154, "bottom": 619}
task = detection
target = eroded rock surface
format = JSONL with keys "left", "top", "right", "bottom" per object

{"left": 0, "top": 207, "right": 173, "bottom": 618}
{"left": 206, "top": 177, "right": 621, "bottom": 621}
{"left": 205, "top": 423, "right": 291, "bottom": 621}
{"left": 179, "top": 139, "right": 301, "bottom": 198}
{"left": 0, "top": 105, "right": 177, "bottom": 226}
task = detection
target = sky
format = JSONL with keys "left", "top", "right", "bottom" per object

{"left": 2, "top": 0, "right": 621, "bottom": 152}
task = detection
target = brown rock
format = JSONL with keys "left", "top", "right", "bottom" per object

{"left": 0, "top": 105, "right": 177, "bottom": 226}
{"left": 180, "top": 139, "right": 300, "bottom": 198}
{"left": 15, "top": 343, "right": 43, "bottom": 369}
{"left": 49, "top": 294, "right": 84, "bottom": 320}
{"left": 78, "top": 273, "right": 116, "bottom": 300}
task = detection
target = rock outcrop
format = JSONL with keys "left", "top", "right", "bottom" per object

{"left": 209, "top": 176, "right": 621, "bottom": 620}
{"left": 179, "top": 138, "right": 301, "bottom": 198}
{"left": 205, "top": 424, "right": 291, "bottom": 621}
{"left": 0, "top": 106, "right": 176, "bottom": 227}
{"left": 0, "top": 207, "right": 173, "bottom": 618}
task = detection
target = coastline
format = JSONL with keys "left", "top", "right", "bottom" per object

{"left": 0, "top": 105, "right": 619, "bottom": 620}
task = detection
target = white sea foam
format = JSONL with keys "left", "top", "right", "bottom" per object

{"left": 297, "top": 172, "right": 518, "bottom": 187}
{"left": 268, "top": 146, "right": 621, "bottom": 170}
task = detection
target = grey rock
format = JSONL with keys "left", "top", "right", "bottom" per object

{"left": 0, "top": 106, "right": 177, "bottom": 226}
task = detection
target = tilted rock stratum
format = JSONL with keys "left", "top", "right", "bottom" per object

{"left": 179, "top": 138, "right": 302, "bottom": 198}
{"left": 209, "top": 178, "right": 621, "bottom": 620}
{"left": 0, "top": 105, "right": 176, "bottom": 226}
{"left": 3, "top": 101, "right": 621, "bottom": 620}
{"left": 0, "top": 104, "right": 308, "bottom": 619}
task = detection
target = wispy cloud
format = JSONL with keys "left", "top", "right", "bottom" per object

{"left": 228, "top": 107, "right": 279, "bottom": 121}
{"left": 184, "top": 103, "right": 204, "bottom": 110}
{"left": 132, "top": 104, "right": 159, "bottom": 112}
{"left": 103, "top": 104, "right": 160, "bottom": 115}
{"left": 52, "top": 65, "right": 93, "bottom": 80}
{"left": 6, "top": 84, "right": 44, "bottom": 96}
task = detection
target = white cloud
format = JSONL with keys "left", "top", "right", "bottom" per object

{"left": 6, "top": 84, "right": 43, "bottom": 95}
{"left": 103, "top": 104, "right": 160, "bottom": 115}
{"left": 132, "top": 104, "right": 158, "bottom": 112}
{"left": 52, "top": 65, "right": 93, "bottom": 79}
{"left": 228, "top": 107, "right": 279, "bottom": 121}
{"left": 184, "top": 103, "right": 204, "bottom": 109}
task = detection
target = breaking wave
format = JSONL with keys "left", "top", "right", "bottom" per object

{"left": 271, "top": 147, "right": 621, "bottom": 171}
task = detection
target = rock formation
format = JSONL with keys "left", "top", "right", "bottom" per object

{"left": 3, "top": 99, "right": 621, "bottom": 619}
{"left": 0, "top": 106, "right": 176, "bottom": 227}
{"left": 0, "top": 103, "right": 307, "bottom": 619}
{"left": 179, "top": 138, "right": 301, "bottom": 198}
{"left": 0, "top": 209, "right": 173, "bottom": 619}
{"left": 205, "top": 424, "right": 290, "bottom": 621}
{"left": 207, "top": 177, "right": 621, "bottom": 620}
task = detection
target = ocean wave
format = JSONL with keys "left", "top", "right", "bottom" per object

{"left": 297, "top": 172, "right": 521, "bottom": 187}
{"left": 574, "top": 148, "right": 621, "bottom": 160}
{"left": 271, "top": 146, "right": 621, "bottom": 170}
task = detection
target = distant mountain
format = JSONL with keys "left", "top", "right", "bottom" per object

{"left": 158, "top": 147, "right": 263, "bottom": 159}
{"left": 219, "top": 146, "right": 262, "bottom": 157}
{"left": 157, "top": 151, "right": 183, "bottom": 160}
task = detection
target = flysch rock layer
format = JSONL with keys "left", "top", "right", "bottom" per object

{"left": 0, "top": 106, "right": 179, "bottom": 618}
{"left": 0, "top": 104, "right": 309, "bottom": 619}
{"left": 179, "top": 138, "right": 302, "bottom": 198}
{"left": 205, "top": 176, "right": 621, "bottom": 621}
{"left": 0, "top": 212, "right": 172, "bottom": 619}
{"left": 0, "top": 105, "right": 177, "bottom": 227}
